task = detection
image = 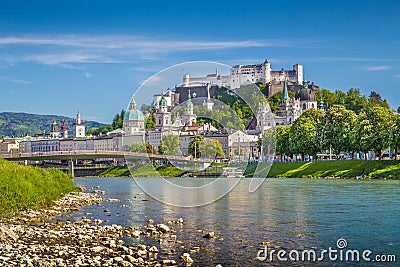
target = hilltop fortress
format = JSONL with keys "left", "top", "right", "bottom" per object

{"left": 179, "top": 59, "right": 319, "bottom": 98}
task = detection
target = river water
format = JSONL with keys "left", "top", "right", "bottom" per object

{"left": 71, "top": 177, "right": 400, "bottom": 266}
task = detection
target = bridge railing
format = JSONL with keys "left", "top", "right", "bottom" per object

{"left": 0, "top": 150, "right": 213, "bottom": 163}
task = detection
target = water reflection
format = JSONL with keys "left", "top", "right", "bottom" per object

{"left": 71, "top": 178, "right": 400, "bottom": 266}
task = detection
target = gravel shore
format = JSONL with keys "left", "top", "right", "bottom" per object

{"left": 0, "top": 187, "right": 195, "bottom": 267}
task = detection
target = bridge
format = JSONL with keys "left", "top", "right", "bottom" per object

{"left": 0, "top": 150, "right": 212, "bottom": 177}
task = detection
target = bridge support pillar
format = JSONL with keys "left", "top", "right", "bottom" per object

{"left": 68, "top": 159, "right": 75, "bottom": 178}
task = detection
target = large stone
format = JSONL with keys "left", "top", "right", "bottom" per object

{"left": 119, "top": 260, "right": 133, "bottom": 267}
{"left": 162, "top": 259, "right": 177, "bottom": 266}
{"left": 90, "top": 246, "right": 104, "bottom": 253}
{"left": 203, "top": 231, "right": 215, "bottom": 238}
{"left": 156, "top": 224, "right": 170, "bottom": 233}
{"left": 114, "top": 256, "right": 124, "bottom": 262}
{"left": 181, "top": 253, "right": 194, "bottom": 264}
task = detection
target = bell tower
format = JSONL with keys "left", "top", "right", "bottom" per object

{"left": 73, "top": 109, "right": 85, "bottom": 138}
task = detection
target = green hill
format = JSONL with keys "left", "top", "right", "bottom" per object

{"left": 0, "top": 112, "right": 106, "bottom": 137}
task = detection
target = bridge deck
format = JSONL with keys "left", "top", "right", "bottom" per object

{"left": 0, "top": 150, "right": 212, "bottom": 163}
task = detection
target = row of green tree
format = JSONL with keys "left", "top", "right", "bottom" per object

{"left": 267, "top": 105, "right": 400, "bottom": 159}
{"left": 267, "top": 87, "right": 390, "bottom": 114}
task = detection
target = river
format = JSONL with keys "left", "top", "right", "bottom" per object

{"left": 69, "top": 177, "right": 399, "bottom": 266}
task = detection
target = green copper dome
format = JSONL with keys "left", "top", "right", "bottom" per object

{"left": 124, "top": 98, "right": 145, "bottom": 121}
{"left": 318, "top": 99, "right": 325, "bottom": 110}
{"left": 159, "top": 96, "right": 168, "bottom": 107}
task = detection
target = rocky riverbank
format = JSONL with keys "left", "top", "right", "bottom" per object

{"left": 0, "top": 188, "right": 199, "bottom": 266}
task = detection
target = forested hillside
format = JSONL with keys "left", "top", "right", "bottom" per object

{"left": 0, "top": 112, "right": 105, "bottom": 137}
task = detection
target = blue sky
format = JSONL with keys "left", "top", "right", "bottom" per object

{"left": 0, "top": 0, "right": 399, "bottom": 123}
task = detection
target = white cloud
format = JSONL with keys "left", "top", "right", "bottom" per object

{"left": 366, "top": 65, "right": 391, "bottom": 71}
{"left": 85, "top": 72, "right": 92, "bottom": 78}
{"left": 394, "top": 74, "right": 400, "bottom": 78}
{"left": 22, "top": 53, "right": 124, "bottom": 65}
{"left": 0, "top": 76, "right": 32, "bottom": 84}
{"left": 0, "top": 35, "right": 300, "bottom": 51}
{"left": 0, "top": 35, "right": 315, "bottom": 67}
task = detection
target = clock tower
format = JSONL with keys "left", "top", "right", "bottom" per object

{"left": 73, "top": 109, "right": 85, "bottom": 138}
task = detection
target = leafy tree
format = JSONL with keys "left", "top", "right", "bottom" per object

{"left": 193, "top": 106, "right": 244, "bottom": 130}
{"left": 189, "top": 136, "right": 223, "bottom": 158}
{"left": 129, "top": 143, "right": 146, "bottom": 153}
{"left": 86, "top": 125, "right": 113, "bottom": 136}
{"left": 158, "top": 134, "right": 180, "bottom": 155}
{"left": 211, "top": 139, "right": 224, "bottom": 158}
{"left": 275, "top": 125, "right": 291, "bottom": 157}
{"left": 189, "top": 135, "right": 205, "bottom": 158}
{"left": 368, "top": 91, "right": 389, "bottom": 109}
{"left": 199, "top": 138, "right": 220, "bottom": 159}
{"left": 289, "top": 109, "right": 324, "bottom": 158}
{"left": 397, "top": 107, "right": 400, "bottom": 114}
{"left": 145, "top": 114, "right": 156, "bottom": 129}
{"left": 335, "top": 90, "right": 347, "bottom": 105}
{"left": 345, "top": 88, "right": 368, "bottom": 114}
{"left": 392, "top": 115, "right": 400, "bottom": 156}
{"left": 128, "top": 142, "right": 157, "bottom": 154}
{"left": 350, "top": 106, "right": 395, "bottom": 158}
{"left": 145, "top": 143, "right": 157, "bottom": 154}
{"left": 317, "top": 105, "right": 356, "bottom": 156}
{"left": 315, "top": 89, "right": 337, "bottom": 107}
{"left": 257, "top": 128, "right": 277, "bottom": 160}
{"left": 111, "top": 109, "right": 126, "bottom": 129}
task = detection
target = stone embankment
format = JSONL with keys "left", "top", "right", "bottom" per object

{"left": 0, "top": 188, "right": 199, "bottom": 266}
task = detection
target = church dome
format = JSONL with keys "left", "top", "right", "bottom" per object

{"left": 185, "top": 99, "right": 193, "bottom": 109}
{"left": 159, "top": 96, "right": 168, "bottom": 107}
{"left": 124, "top": 98, "right": 145, "bottom": 121}
{"left": 296, "top": 88, "right": 316, "bottom": 101}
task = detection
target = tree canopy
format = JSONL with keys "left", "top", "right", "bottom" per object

{"left": 158, "top": 134, "right": 180, "bottom": 155}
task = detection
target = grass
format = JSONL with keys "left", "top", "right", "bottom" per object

{"left": 95, "top": 165, "right": 187, "bottom": 177}
{"left": 266, "top": 160, "right": 400, "bottom": 179}
{"left": 95, "top": 160, "right": 400, "bottom": 179}
{"left": 96, "top": 166, "right": 131, "bottom": 177}
{"left": 0, "top": 158, "right": 78, "bottom": 217}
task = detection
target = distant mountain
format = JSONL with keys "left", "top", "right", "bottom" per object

{"left": 0, "top": 112, "right": 106, "bottom": 137}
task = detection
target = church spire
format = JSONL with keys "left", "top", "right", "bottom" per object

{"left": 281, "top": 79, "right": 289, "bottom": 102}
{"left": 76, "top": 108, "right": 82, "bottom": 125}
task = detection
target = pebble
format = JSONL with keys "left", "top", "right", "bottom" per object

{"left": 181, "top": 252, "right": 194, "bottom": 264}
{"left": 156, "top": 224, "right": 170, "bottom": 233}
{"left": 0, "top": 189, "right": 204, "bottom": 267}
{"left": 203, "top": 231, "right": 215, "bottom": 239}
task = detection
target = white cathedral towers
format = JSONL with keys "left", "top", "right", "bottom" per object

{"left": 156, "top": 93, "right": 171, "bottom": 129}
{"left": 155, "top": 89, "right": 198, "bottom": 129}
{"left": 181, "top": 90, "right": 197, "bottom": 127}
{"left": 73, "top": 109, "right": 86, "bottom": 138}
{"left": 48, "top": 109, "right": 83, "bottom": 139}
